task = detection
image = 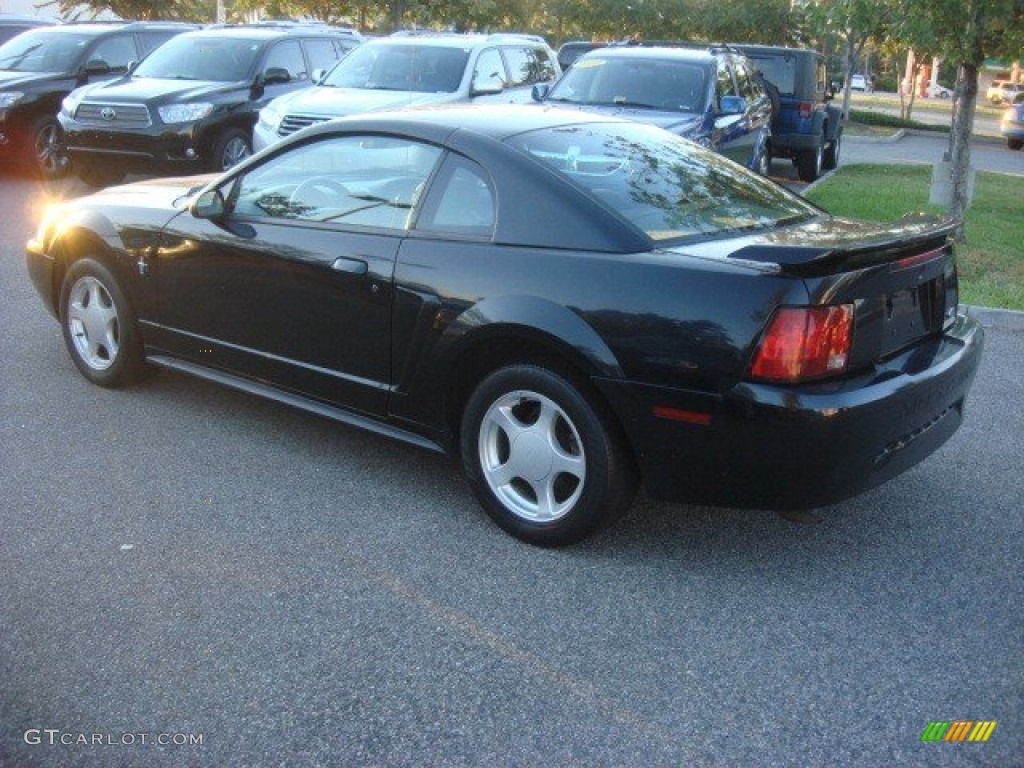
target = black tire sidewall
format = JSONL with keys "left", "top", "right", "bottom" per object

{"left": 211, "top": 128, "right": 252, "bottom": 171}
{"left": 59, "top": 258, "right": 146, "bottom": 388}
{"left": 460, "top": 364, "right": 634, "bottom": 546}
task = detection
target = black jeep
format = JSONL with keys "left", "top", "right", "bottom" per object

{"left": 734, "top": 44, "right": 842, "bottom": 182}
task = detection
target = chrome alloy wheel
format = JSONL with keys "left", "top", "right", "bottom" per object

{"left": 478, "top": 389, "right": 586, "bottom": 522}
{"left": 221, "top": 136, "right": 251, "bottom": 169}
{"left": 34, "top": 121, "right": 63, "bottom": 178}
{"left": 66, "top": 276, "right": 120, "bottom": 371}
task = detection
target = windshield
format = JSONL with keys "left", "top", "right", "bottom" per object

{"left": 133, "top": 36, "right": 262, "bottom": 81}
{"left": 547, "top": 56, "right": 708, "bottom": 112}
{"left": 506, "top": 122, "right": 817, "bottom": 242}
{"left": 0, "top": 30, "right": 91, "bottom": 73}
{"left": 322, "top": 44, "right": 469, "bottom": 93}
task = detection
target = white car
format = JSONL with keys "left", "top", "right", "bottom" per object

{"left": 850, "top": 74, "right": 872, "bottom": 92}
{"left": 253, "top": 33, "right": 560, "bottom": 151}
{"left": 927, "top": 82, "right": 952, "bottom": 99}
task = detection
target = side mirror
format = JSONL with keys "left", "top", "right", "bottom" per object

{"left": 263, "top": 67, "right": 291, "bottom": 86}
{"left": 191, "top": 188, "right": 226, "bottom": 220}
{"left": 719, "top": 95, "right": 747, "bottom": 115}
{"left": 532, "top": 82, "right": 550, "bottom": 102}
{"left": 84, "top": 59, "right": 111, "bottom": 77}
{"left": 471, "top": 79, "right": 504, "bottom": 97}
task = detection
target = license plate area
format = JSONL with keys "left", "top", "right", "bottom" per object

{"left": 880, "top": 276, "right": 946, "bottom": 357}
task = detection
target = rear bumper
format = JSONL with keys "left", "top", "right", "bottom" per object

{"left": 596, "top": 314, "right": 984, "bottom": 510}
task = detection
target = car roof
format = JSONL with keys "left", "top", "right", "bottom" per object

{"left": 366, "top": 33, "right": 546, "bottom": 50}
{"left": 175, "top": 25, "right": 337, "bottom": 41}
{"left": 576, "top": 45, "right": 721, "bottom": 64}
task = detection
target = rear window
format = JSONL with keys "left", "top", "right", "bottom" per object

{"left": 506, "top": 122, "right": 817, "bottom": 243}
{"left": 745, "top": 54, "right": 796, "bottom": 96}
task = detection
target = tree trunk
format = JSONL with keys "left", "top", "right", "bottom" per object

{"left": 948, "top": 62, "right": 978, "bottom": 238}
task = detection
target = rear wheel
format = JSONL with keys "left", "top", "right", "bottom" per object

{"left": 796, "top": 137, "right": 824, "bottom": 182}
{"left": 460, "top": 363, "right": 637, "bottom": 546}
{"left": 59, "top": 258, "right": 149, "bottom": 387}
{"left": 1008, "top": 138, "right": 1023, "bottom": 151}
{"left": 822, "top": 131, "right": 841, "bottom": 170}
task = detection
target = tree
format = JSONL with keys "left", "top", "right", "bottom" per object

{"left": 897, "top": 0, "right": 1024, "bottom": 230}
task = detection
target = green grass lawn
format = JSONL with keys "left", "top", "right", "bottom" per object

{"left": 804, "top": 164, "right": 1024, "bottom": 310}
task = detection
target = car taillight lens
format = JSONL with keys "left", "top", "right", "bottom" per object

{"left": 798, "top": 101, "right": 813, "bottom": 119}
{"left": 750, "top": 305, "right": 854, "bottom": 383}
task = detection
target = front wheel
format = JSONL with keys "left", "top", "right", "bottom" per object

{"left": 210, "top": 128, "right": 252, "bottom": 171}
{"left": 460, "top": 364, "right": 637, "bottom": 546}
{"left": 29, "top": 115, "right": 69, "bottom": 180}
{"left": 1008, "top": 138, "right": 1023, "bottom": 151}
{"left": 60, "top": 258, "right": 149, "bottom": 387}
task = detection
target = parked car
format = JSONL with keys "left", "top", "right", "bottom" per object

{"left": 850, "top": 73, "right": 872, "bottom": 92}
{"left": 58, "top": 23, "right": 361, "bottom": 186}
{"left": 986, "top": 77, "right": 1014, "bottom": 104}
{"left": 533, "top": 43, "right": 773, "bottom": 174}
{"left": 253, "top": 33, "right": 558, "bottom": 151}
{"left": 556, "top": 40, "right": 607, "bottom": 70}
{"left": 0, "top": 21, "right": 196, "bottom": 179}
{"left": 1000, "top": 91, "right": 1024, "bottom": 150}
{"left": 733, "top": 44, "right": 843, "bottom": 182}
{"left": 993, "top": 82, "right": 1024, "bottom": 105}
{"left": 926, "top": 82, "right": 953, "bottom": 98}
{"left": 26, "top": 105, "right": 983, "bottom": 545}
{"left": 0, "top": 14, "right": 55, "bottom": 46}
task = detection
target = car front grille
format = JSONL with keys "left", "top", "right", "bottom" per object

{"left": 278, "top": 114, "right": 330, "bottom": 137}
{"left": 74, "top": 103, "right": 152, "bottom": 128}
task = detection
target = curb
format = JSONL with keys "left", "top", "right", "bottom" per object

{"left": 843, "top": 129, "right": 907, "bottom": 144}
{"left": 966, "top": 305, "right": 1024, "bottom": 331}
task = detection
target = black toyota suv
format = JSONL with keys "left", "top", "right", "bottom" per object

{"left": 58, "top": 24, "right": 362, "bottom": 186}
{"left": 733, "top": 44, "right": 843, "bottom": 182}
{"left": 0, "top": 21, "right": 196, "bottom": 179}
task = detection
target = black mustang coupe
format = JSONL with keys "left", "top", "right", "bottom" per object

{"left": 26, "top": 105, "right": 983, "bottom": 545}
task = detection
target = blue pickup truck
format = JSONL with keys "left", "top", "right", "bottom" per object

{"left": 735, "top": 44, "right": 843, "bottom": 182}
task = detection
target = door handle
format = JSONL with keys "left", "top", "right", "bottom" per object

{"left": 331, "top": 256, "right": 368, "bottom": 275}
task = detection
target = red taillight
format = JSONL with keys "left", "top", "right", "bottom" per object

{"left": 750, "top": 305, "right": 854, "bottom": 383}
{"left": 798, "top": 101, "right": 814, "bottom": 119}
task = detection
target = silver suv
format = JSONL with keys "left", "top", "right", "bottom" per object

{"left": 254, "top": 32, "right": 559, "bottom": 150}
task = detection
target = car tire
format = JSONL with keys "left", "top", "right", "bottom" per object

{"left": 796, "top": 138, "right": 824, "bottom": 182}
{"left": 1008, "top": 138, "right": 1023, "bottom": 151}
{"left": 460, "top": 363, "right": 637, "bottom": 546}
{"left": 28, "top": 115, "right": 69, "bottom": 181}
{"left": 822, "top": 131, "right": 840, "bottom": 170}
{"left": 210, "top": 128, "right": 252, "bottom": 171}
{"left": 77, "top": 163, "right": 125, "bottom": 188}
{"left": 59, "top": 258, "right": 149, "bottom": 388}
{"left": 755, "top": 141, "right": 771, "bottom": 176}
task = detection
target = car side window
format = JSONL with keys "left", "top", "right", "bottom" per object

{"left": 137, "top": 31, "right": 180, "bottom": 57}
{"left": 304, "top": 39, "right": 340, "bottom": 74}
{"left": 231, "top": 134, "right": 442, "bottom": 230}
{"left": 715, "top": 61, "right": 738, "bottom": 108}
{"left": 473, "top": 48, "right": 507, "bottom": 91}
{"left": 264, "top": 39, "right": 307, "bottom": 81}
{"left": 733, "top": 59, "right": 760, "bottom": 101}
{"left": 89, "top": 35, "right": 138, "bottom": 72}
{"left": 501, "top": 46, "right": 555, "bottom": 87}
{"left": 417, "top": 155, "right": 494, "bottom": 238}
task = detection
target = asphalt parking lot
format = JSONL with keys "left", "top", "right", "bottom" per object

{"left": 1, "top": 158, "right": 1021, "bottom": 766}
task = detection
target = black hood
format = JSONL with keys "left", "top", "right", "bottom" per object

{"left": 76, "top": 75, "right": 250, "bottom": 106}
